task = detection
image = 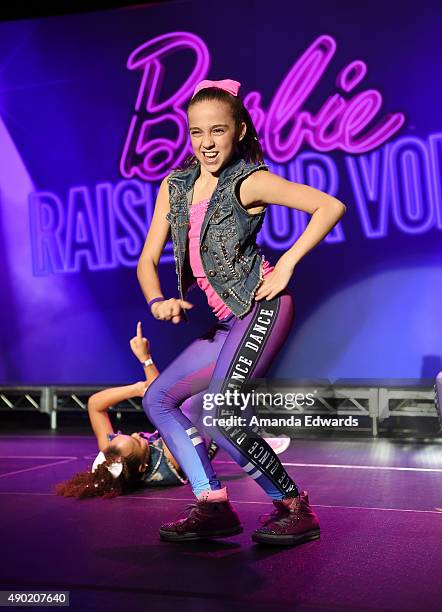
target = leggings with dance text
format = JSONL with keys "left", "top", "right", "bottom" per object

{"left": 142, "top": 292, "right": 299, "bottom": 500}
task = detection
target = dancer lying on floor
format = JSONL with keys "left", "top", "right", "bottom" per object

{"left": 55, "top": 322, "right": 290, "bottom": 499}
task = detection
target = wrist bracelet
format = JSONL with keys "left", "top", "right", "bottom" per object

{"left": 148, "top": 296, "right": 165, "bottom": 310}
{"left": 141, "top": 358, "right": 154, "bottom": 367}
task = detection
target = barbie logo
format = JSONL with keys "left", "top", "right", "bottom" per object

{"left": 120, "top": 32, "right": 405, "bottom": 181}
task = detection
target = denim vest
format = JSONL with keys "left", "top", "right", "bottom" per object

{"left": 108, "top": 432, "right": 187, "bottom": 487}
{"left": 165, "top": 155, "right": 269, "bottom": 320}
{"left": 139, "top": 436, "right": 187, "bottom": 487}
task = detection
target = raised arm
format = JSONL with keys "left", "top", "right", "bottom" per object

{"left": 129, "top": 321, "right": 160, "bottom": 385}
{"left": 89, "top": 321, "right": 161, "bottom": 451}
{"left": 88, "top": 382, "right": 149, "bottom": 452}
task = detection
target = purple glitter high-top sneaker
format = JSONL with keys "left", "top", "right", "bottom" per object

{"left": 159, "top": 489, "right": 242, "bottom": 542}
{"left": 252, "top": 490, "right": 320, "bottom": 546}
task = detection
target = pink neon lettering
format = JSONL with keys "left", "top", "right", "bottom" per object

{"left": 264, "top": 36, "right": 405, "bottom": 160}
{"left": 120, "top": 33, "right": 405, "bottom": 180}
{"left": 120, "top": 32, "right": 210, "bottom": 181}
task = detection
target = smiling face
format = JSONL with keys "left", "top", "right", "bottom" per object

{"left": 188, "top": 100, "right": 246, "bottom": 176}
{"left": 107, "top": 433, "right": 149, "bottom": 474}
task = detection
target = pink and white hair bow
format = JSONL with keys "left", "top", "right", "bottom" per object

{"left": 192, "top": 79, "right": 241, "bottom": 98}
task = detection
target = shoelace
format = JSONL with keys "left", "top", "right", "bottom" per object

{"left": 259, "top": 503, "right": 300, "bottom": 527}
{"left": 178, "top": 502, "right": 206, "bottom": 522}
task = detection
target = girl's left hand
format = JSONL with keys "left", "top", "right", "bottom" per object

{"left": 254, "top": 257, "right": 295, "bottom": 301}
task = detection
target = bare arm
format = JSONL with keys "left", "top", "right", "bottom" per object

{"left": 243, "top": 170, "right": 346, "bottom": 265}
{"left": 89, "top": 322, "right": 161, "bottom": 451}
{"left": 129, "top": 321, "right": 160, "bottom": 384}
{"left": 137, "top": 175, "right": 171, "bottom": 304}
{"left": 137, "top": 175, "right": 193, "bottom": 324}
{"left": 88, "top": 383, "right": 150, "bottom": 451}
{"left": 240, "top": 171, "right": 347, "bottom": 300}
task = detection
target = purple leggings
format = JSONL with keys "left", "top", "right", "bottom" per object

{"left": 143, "top": 292, "right": 299, "bottom": 500}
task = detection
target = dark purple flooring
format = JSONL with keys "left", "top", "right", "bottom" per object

{"left": 1, "top": 434, "right": 442, "bottom": 611}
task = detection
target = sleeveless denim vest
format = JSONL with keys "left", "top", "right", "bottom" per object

{"left": 165, "top": 155, "right": 270, "bottom": 320}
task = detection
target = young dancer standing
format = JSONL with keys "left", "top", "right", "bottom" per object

{"left": 137, "top": 78, "right": 346, "bottom": 545}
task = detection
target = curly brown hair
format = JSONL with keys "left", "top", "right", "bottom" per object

{"left": 54, "top": 446, "right": 143, "bottom": 499}
{"left": 179, "top": 85, "right": 264, "bottom": 170}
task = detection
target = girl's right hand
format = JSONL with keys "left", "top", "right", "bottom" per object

{"left": 151, "top": 298, "right": 193, "bottom": 324}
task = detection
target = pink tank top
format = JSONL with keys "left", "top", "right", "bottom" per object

{"left": 188, "top": 198, "right": 274, "bottom": 320}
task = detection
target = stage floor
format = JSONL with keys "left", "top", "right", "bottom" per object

{"left": 0, "top": 434, "right": 441, "bottom": 611}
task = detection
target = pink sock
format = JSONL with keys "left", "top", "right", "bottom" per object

{"left": 197, "top": 486, "right": 228, "bottom": 502}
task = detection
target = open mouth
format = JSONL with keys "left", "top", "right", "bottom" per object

{"left": 202, "top": 151, "right": 219, "bottom": 162}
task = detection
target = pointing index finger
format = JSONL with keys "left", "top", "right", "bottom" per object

{"left": 137, "top": 321, "right": 142, "bottom": 338}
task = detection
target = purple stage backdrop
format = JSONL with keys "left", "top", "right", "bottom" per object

{"left": 0, "top": 0, "right": 440, "bottom": 385}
